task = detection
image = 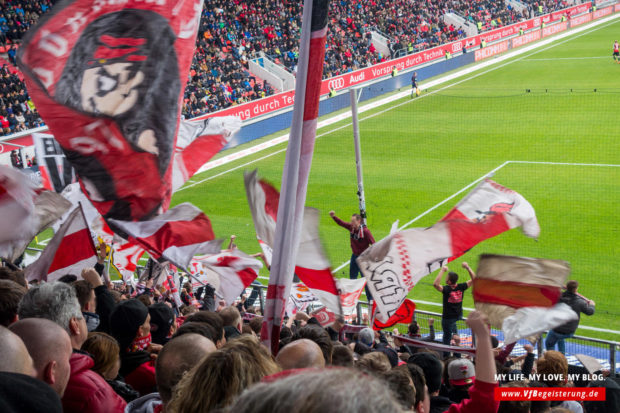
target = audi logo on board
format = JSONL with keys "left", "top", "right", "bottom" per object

{"left": 328, "top": 77, "right": 345, "bottom": 90}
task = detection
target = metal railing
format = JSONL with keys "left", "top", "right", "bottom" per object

{"left": 241, "top": 284, "right": 618, "bottom": 375}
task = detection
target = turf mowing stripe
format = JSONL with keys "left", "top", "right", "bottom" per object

{"left": 178, "top": 12, "right": 620, "bottom": 192}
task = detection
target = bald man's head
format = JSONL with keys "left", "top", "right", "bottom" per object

{"left": 10, "top": 318, "right": 72, "bottom": 396}
{"left": 0, "top": 326, "right": 35, "bottom": 376}
{"left": 156, "top": 333, "right": 216, "bottom": 405}
{"left": 276, "top": 338, "right": 325, "bottom": 371}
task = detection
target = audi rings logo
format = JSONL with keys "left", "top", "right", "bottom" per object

{"left": 328, "top": 77, "right": 345, "bottom": 90}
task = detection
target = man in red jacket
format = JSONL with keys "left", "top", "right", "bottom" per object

{"left": 110, "top": 299, "right": 158, "bottom": 396}
{"left": 329, "top": 210, "right": 375, "bottom": 299}
{"left": 18, "top": 281, "right": 126, "bottom": 413}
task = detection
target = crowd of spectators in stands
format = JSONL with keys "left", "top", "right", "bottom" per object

{"left": 0, "top": 262, "right": 617, "bottom": 413}
{"left": 0, "top": 0, "right": 574, "bottom": 134}
{"left": 0, "top": 64, "right": 44, "bottom": 134}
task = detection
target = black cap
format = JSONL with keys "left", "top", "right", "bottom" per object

{"left": 149, "top": 303, "right": 175, "bottom": 345}
{"left": 110, "top": 299, "right": 148, "bottom": 352}
{"left": 408, "top": 352, "right": 443, "bottom": 394}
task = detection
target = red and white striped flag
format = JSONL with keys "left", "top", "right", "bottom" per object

{"left": 358, "top": 179, "right": 539, "bottom": 323}
{"left": 296, "top": 208, "right": 341, "bottom": 314}
{"left": 192, "top": 250, "right": 262, "bottom": 305}
{"left": 473, "top": 254, "right": 571, "bottom": 341}
{"left": 260, "top": 0, "right": 330, "bottom": 354}
{"left": 25, "top": 205, "right": 98, "bottom": 282}
{"left": 108, "top": 203, "right": 222, "bottom": 270}
{"left": 246, "top": 172, "right": 340, "bottom": 314}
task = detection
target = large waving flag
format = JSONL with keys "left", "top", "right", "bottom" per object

{"left": 191, "top": 250, "right": 262, "bottom": 305}
{"left": 358, "top": 180, "right": 539, "bottom": 322}
{"left": 473, "top": 254, "right": 573, "bottom": 343}
{"left": 25, "top": 206, "right": 98, "bottom": 282}
{"left": 442, "top": 179, "right": 540, "bottom": 238}
{"left": 18, "top": 0, "right": 239, "bottom": 234}
{"left": 108, "top": 203, "right": 222, "bottom": 269}
{"left": 245, "top": 171, "right": 340, "bottom": 315}
{"left": 18, "top": 0, "right": 206, "bottom": 223}
{"left": 0, "top": 166, "right": 72, "bottom": 262}
{"left": 260, "top": 0, "right": 330, "bottom": 354}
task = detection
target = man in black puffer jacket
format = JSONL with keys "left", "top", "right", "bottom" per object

{"left": 545, "top": 280, "right": 595, "bottom": 354}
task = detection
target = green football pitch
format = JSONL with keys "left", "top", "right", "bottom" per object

{"left": 172, "top": 18, "right": 620, "bottom": 340}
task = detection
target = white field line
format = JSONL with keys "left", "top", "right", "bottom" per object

{"left": 178, "top": 12, "right": 620, "bottom": 192}
{"left": 524, "top": 56, "right": 610, "bottom": 61}
{"left": 508, "top": 160, "right": 620, "bottom": 167}
{"left": 413, "top": 299, "right": 620, "bottom": 335}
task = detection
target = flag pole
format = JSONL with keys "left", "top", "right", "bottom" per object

{"left": 350, "top": 87, "right": 367, "bottom": 226}
{"left": 261, "top": 0, "right": 330, "bottom": 355}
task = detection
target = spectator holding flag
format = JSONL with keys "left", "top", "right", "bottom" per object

{"left": 545, "top": 280, "right": 595, "bottom": 354}
{"left": 329, "top": 210, "right": 375, "bottom": 299}
{"left": 433, "top": 262, "right": 475, "bottom": 348}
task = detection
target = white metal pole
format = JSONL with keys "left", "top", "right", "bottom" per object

{"left": 349, "top": 87, "right": 367, "bottom": 226}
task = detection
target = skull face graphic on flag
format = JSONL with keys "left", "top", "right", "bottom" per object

{"left": 18, "top": 0, "right": 205, "bottom": 222}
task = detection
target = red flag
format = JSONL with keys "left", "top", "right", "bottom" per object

{"left": 25, "top": 205, "right": 98, "bottom": 282}
{"left": 245, "top": 171, "right": 340, "bottom": 314}
{"left": 18, "top": 0, "right": 234, "bottom": 223}
{"left": 261, "top": 0, "right": 330, "bottom": 354}
{"left": 371, "top": 299, "right": 416, "bottom": 331}
{"left": 108, "top": 203, "right": 222, "bottom": 270}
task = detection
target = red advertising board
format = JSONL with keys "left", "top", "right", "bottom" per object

{"left": 474, "top": 40, "right": 509, "bottom": 61}
{"left": 542, "top": 21, "right": 568, "bottom": 37}
{"left": 593, "top": 6, "right": 613, "bottom": 18}
{"left": 511, "top": 30, "right": 542, "bottom": 48}
{"left": 570, "top": 12, "right": 592, "bottom": 27}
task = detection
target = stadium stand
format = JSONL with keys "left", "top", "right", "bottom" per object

{"left": 0, "top": 0, "right": 574, "bottom": 134}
